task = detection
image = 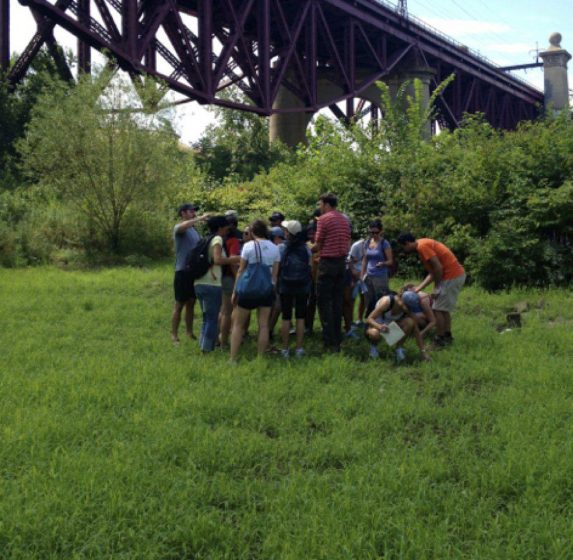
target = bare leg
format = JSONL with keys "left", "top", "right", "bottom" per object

{"left": 171, "top": 301, "right": 185, "bottom": 343}
{"left": 184, "top": 298, "right": 196, "bottom": 339}
{"left": 280, "top": 320, "right": 290, "bottom": 350}
{"left": 434, "top": 311, "right": 447, "bottom": 337}
{"left": 295, "top": 318, "right": 305, "bottom": 349}
{"left": 219, "top": 293, "right": 233, "bottom": 347}
{"left": 256, "top": 307, "right": 272, "bottom": 355}
{"left": 230, "top": 307, "right": 250, "bottom": 361}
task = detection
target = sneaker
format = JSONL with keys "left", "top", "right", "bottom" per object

{"left": 369, "top": 345, "right": 379, "bottom": 359}
{"left": 345, "top": 328, "right": 360, "bottom": 340}
{"left": 280, "top": 349, "right": 290, "bottom": 359}
{"left": 395, "top": 347, "right": 406, "bottom": 363}
{"left": 289, "top": 327, "right": 296, "bottom": 335}
{"left": 295, "top": 348, "right": 305, "bottom": 358}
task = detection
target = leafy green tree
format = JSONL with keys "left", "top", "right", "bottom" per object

{"left": 193, "top": 88, "right": 289, "bottom": 182}
{"left": 0, "top": 49, "right": 69, "bottom": 190}
{"left": 18, "top": 69, "right": 184, "bottom": 253}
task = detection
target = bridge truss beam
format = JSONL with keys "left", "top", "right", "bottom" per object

{"left": 2, "top": 0, "right": 543, "bottom": 129}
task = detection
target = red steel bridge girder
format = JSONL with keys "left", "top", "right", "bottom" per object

{"left": 2, "top": 0, "right": 543, "bottom": 128}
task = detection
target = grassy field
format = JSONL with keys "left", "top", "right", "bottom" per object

{"left": 1, "top": 265, "right": 572, "bottom": 559}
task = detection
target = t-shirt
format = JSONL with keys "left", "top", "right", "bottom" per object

{"left": 348, "top": 239, "right": 365, "bottom": 274}
{"left": 194, "top": 235, "right": 224, "bottom": 286}
{"left": 416, "top": 238, "right": 465, "bottom": 280}
{"left": 315, "top": 210, "right": 351, "bottom": 258}
{"left": 173, "top": 223, "right": 200, "bottom": 272}
{"left": 241, "top": 239, "right": 280, "bottom": 269}
{"left": 364, "top": 238, "right": 391, "bottom": 277}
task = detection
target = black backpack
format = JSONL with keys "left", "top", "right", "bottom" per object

{"left": 280, "top": 243, "right": 311, "bottom": 287}
{"left": 186, "top": 234, "right": 215, "bottom": 280}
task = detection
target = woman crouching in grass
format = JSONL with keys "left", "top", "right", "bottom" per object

{"left": 366, "top": 292, "right": 430, "bottom": 362}
{"left": 399, "top": 284, "right": 436, "bottom": 340}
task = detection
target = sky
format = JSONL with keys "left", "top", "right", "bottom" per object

{"left": 7, "top": 0, "right": 573, "bottom": 143}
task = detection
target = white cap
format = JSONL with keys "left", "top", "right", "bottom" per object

{"left": 281, "top": 220, "right": 302, "bottom": 235}
{"left": 224, "top": 209, "right": 238, "bottom": 217}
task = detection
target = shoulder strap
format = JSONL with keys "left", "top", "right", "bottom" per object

{"left": 254, "top": 241, "right": 262, "bottom": 264}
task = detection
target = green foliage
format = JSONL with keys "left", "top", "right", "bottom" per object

{"left": 0, "top": 50, "right": 69, "bottom": 190}
{"left": 2, "top": 266, "right": 573, "bottom": 558}
{"left": 193, "top": 88, "right": 289, "bottom": 183}
{"left": 18, "top": 69, "right": 187, "bottom": 254}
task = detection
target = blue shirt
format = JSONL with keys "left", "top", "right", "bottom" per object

{"left": 365, "top": 238, "right": 391, "bottom": 277}
{"left": 173, "top": 224, "right": 200, "bottom": 271}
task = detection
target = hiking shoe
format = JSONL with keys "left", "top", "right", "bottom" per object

{"left": 295, "top": 348, "right": 305, "bottom": 358}
{"left": 369, "top": 345, "right": 380, "bottom": 359}
{"left": 345, "top": 328, "right": 360, "bottom": 340}
{"left": 395, "top": 347, "right": 406, "bottom": 363}
{"left": 281, "top": 349, "right": 290, "bottom": 359}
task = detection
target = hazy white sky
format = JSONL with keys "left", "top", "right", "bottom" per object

{"left": 7, "top": 0, "right": 572, "bottom": 143}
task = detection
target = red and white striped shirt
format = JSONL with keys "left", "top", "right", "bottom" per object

{"left": 316, "top": 210, "right": 351, "bottom": 258}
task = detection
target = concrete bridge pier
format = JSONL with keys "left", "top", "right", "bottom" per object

{"left": 539, "top": 33, "right": 571, "bottom": 114}
{"left": 269, "top": 86, "right": 313, "bottom": 147}
{"left": 386, "top": 66, "right": 436, "bottom": 138}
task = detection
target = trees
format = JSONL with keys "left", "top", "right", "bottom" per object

{"left": 18, "top": 70, "right": 184, "bottom": 253}
{"left": 193, "top": 88, "right": 288, "bottom": 183}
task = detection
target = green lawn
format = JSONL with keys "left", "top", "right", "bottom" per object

{"left": 1, "top": 266, "right": 572, "bottom": 559}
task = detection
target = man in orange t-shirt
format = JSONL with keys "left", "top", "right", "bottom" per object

{"left": 397, "top": 233, "right": 466, "bottom": 347}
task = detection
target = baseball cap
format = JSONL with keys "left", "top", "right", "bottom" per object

{"left": 270, "top": 226, "right": 286, "bottom": 239}
{"left": 269, "top": 211, "right": 285, "bottom": 222}
{"left": 177, "top": 203, "right": 198, "bottom": 215}
{"left": 401, "top": 290, "right": 420, "bottom": 310}
{"left": 281, "top": 220, "right": 302, "bottom": 235}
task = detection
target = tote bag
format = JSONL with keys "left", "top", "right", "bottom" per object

{"left": 235, "top": 241, "right": 274, "bottom": 302}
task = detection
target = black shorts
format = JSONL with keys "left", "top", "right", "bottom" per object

{"left": 280, "top": 293, "right": 308, "bottom": 321}
{"left": 174, "top": 270, "right": 196, "bottom": 302}
{"left": 237, "top": 293, "right": 275, "bottom": 310}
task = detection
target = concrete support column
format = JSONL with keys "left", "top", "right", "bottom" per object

{"left": 269, "top": 86, "right": 313, "bottom": 147}
{"left": 539, "top": 33, "right": 571, "bottom": 114}
{"left": 387, "top": 66, "right": 435, "bottom": 138}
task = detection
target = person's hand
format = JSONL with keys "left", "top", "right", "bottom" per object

{"left": 231, "top": 292, "right": 237, "bottom": 306}
{"left": 379, "top": 324, "right": 389, "bottom": 333}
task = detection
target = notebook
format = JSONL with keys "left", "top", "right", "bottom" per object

{"left": 381, "top": 321, "right": 405, "bottom": 347}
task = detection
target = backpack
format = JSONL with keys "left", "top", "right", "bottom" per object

{"left": 280, "top": 243, "right": 311, "bottom": 287}
{"left": 185, "top": 234, "right": 216, "bottom": 280}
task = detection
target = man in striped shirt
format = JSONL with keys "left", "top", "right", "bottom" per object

{"left": 312, "top": 192, "right": 351, "bottom": 352}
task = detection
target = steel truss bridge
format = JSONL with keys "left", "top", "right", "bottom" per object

{"left": 1, "top": 0, "right": 544, "bottom": 130}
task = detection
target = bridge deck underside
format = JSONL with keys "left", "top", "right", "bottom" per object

{"left": 4, "top": 0, "right": 543, "bottom": 129}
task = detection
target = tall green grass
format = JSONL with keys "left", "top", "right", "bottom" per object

{"left": 1, "top": 266, "right": 572, "bottom": 559}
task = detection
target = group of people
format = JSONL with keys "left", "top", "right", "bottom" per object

{"left": 171, "top": 193, "right": 466, "bottom": 363}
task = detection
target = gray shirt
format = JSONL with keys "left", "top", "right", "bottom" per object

{"left": 173, "top": 223, "right": 200, "bottom": 271}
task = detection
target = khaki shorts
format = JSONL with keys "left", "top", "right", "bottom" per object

{"left": 433, "top": 274, "right": 466, "bottom": 312}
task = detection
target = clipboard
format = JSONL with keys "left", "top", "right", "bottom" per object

{"left": 381, "top": 321, "right": 405, "bottom": 347}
